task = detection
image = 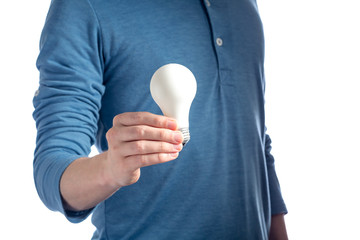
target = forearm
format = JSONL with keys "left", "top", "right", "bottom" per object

{"left": 60, "top": 151, "right": 119, "bottom": 211}
{"left": 269, "top": 214, "right": 288, "bottom": 240}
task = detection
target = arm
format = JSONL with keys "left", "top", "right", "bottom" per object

{"left": 60, "top": 112, "right": 183, "bottom": 211}
{"left": 265, "top": 134, "right": 288, "bottom": 214}
{"left": 33, "top": 0, "right": 184, "bottom": 216}
{"left": 33, "top": 0, "right": 105, "bottom": 222}
{"left": 269, "top": 214, "right": 288, "bottom": 240}
{"left": 264, "top": 133, "right": 288, "bottom": 238}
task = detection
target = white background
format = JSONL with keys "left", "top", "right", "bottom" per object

{"left": 0, "top": 0, "right": 359, "bottom": 239}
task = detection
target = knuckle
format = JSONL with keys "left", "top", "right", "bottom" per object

{"left": 160, "top": 142, "right": 168, "bottom": 152}
{"left": 106, "top": 128, "right": 114, "bottom": 142}
{"left": 134, "top": 141, "right": 145, "bottom": 153}
{"left": 159, "top": 129, "right": 167, "bottom": 140}
{"left": 138, "top": 154, "right": 148, "bottom": 166}
{"left": 112, "top": 114, "right": 122, "bottom": 126}
{"left": 134, "top": 154, "right": 151, "bottom": 168}
{"left": 153, "top": 117, "right": 161, "bottom": 126}
{"left": 134, "top": 126, "right": 146, "bottom": 138}
{"left": 154, "top": 117, "right": 165, "bottom": 127}
{"left": 132, "top": 112, "right": 143, "bottom": 123}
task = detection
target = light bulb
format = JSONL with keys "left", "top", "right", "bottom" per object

{"left": 150, "top": 63, "right": 197, "bottom": 146}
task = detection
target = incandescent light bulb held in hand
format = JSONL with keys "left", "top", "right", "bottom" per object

{"left": 150, "top": 63, "right": 197, "bottom": 146}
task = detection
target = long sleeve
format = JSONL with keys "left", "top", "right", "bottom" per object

{"left": 265, "top": 133, "right": 288, "bottom": 215}
{"left": 33, "top": 0, "right": 105, "bottom": 223}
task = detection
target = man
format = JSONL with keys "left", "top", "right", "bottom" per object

{"left": 33, "top": 0, "right": 288, "bottom": 239}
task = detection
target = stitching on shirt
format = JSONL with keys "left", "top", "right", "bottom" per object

{"left": 83, "top": 2, "right": 108, "bottom": 239}
{"left": 86, "top": 0, "right": 105, "bottom": 75}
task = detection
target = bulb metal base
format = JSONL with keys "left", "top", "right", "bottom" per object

{"left": 179, "top": 127, "right": 190, "bottom": 146}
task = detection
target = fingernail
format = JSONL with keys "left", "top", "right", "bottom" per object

{"left": 167, "top": 119, "right": 177, "bottom": 130}
{"left": 173, "top": 144, "right": 182, "bottom": 151}
{"left": 174, "top": 132, "right": 183, "bottom": 143}
{"left": 169, "top": 152, "right": 179, "bottom": 158}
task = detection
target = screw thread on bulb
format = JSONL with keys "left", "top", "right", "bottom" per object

{"left": 179, "top": 127, "right": 190, "bottom": 146}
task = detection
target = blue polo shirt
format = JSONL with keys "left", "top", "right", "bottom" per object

{"left": 33, "top": 0, "right": 287, "bottom": 239}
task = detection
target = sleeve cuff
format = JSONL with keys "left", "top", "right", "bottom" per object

{"left": 34, "top": 151, "right": 94, "bottom": 223}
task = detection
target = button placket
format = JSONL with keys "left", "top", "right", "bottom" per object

{"left": 203, "top": 0, "right": 228, "bottom": 83}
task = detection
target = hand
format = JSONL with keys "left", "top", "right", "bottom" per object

{"left": 104, "top": 112, "right": 183, "bottom": 188}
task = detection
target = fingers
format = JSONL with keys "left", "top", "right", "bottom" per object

{"left": 125, "top": 152, "right": 180, "bottom": 169}
{"left": 106, "top": 112, "right": 183, "bottom": 175}
{"left": 113, "top": 112, "right": 178, "bottom": 130}
{"left": 108, "top": 125, "right": 183, "bottom": 144}
{"left": 120, "top": 140, "right": 182, "bottom": 157}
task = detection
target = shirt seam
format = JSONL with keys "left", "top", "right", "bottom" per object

{"left": 86, "top": 0, "right": 105, "bottom": 74}
{"left": 84, "top": 1, "right": 108, "bottom": 239}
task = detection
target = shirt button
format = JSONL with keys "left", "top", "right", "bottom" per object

{"left": 205, "top": 0, "right": 211, "bottom": 7}
{"left": 216, "top": 37, "right": 223, "bottom": 46}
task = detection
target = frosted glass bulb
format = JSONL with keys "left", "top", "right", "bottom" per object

{"left": 150, "top": 63, "right": 197, "bottom": 145}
